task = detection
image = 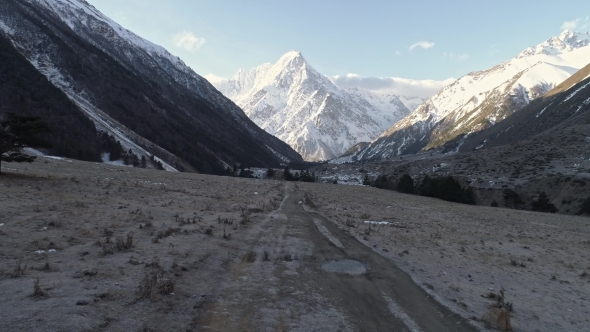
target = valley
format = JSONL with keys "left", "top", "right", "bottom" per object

{"left": 2, "top": 1, "right": 590, "bottom": 331}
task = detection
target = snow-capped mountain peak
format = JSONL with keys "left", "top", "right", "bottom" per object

{"left": 278, "top": 50, "right": 304, "bottom": 64}
{"left": 518, "top": 29, "right": 590, "bottom": 58}
{"left": 211, "top": 51, "right": 413, "bottom": 161}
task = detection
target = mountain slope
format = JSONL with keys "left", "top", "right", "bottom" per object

{"left": 0, "top": 0, "right": 302, "bottom": 173}
{"left": 454, "top": 61, "right": 590, "bottom": 152}
{"left": 212, "top": 51, "right": 412, "bottom": 161}
{"left": 0, "top": 33, "right": 101, "bottom": 161}
{"left": 352, "top": 30, "right": 590, "bottom": 161}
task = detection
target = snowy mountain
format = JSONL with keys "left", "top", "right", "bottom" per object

{"left": 346, "top": 30, "right": 590, "bottom": 162}
{"left": 455, "top": 61, "right": 590, "bottom": 152}
{"left": 0, "top": 0, "right": 302, "bottom": 173}
{"left": 211, "top": 51, "right": 412, "bottom": 161}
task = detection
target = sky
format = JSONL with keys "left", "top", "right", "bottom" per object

{"left": 85, "top": 0, "right": 589, "bottom": 91}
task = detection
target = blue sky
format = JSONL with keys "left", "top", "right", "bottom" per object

{"left": 86, "top": 0, "right": 589, "bottom": 81}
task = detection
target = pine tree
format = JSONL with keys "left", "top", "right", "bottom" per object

{"left": 362, "top": 174, "right": 371, "bottom": 186}
{"left": 0, "top": 113, "right": 51, "bottom": 174}
{"left": 532, "top": 192, "right": 557, "bottom": 213}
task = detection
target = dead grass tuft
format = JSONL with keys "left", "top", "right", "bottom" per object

{"left": 116, "top": 232, "right": 134, "bottom": 251}
{"left": 243, "top": 251, "right": 257, "bottom": 263}
{"left": 137, "top": 271, "right": 175, "bottom": 301}
{"left": 30, "top": 279, "right": 47, "bottom": 298}
{"left": 8, "top": 259, "right": 27, "bottom": 278}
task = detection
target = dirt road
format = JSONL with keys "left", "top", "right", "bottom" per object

{"left": 200, "top": 183, "right": 476, "bottom": 331}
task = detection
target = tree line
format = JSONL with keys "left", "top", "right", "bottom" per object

{"left": 372, "top": 173, "right": 476, "bottom": 205}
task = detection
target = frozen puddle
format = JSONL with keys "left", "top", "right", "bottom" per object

{"left": 322, "top": 259, "right": 366, "bottom": 275}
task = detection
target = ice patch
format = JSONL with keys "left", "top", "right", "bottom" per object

{"left": 313, "top": 219, "right": 344, "bottom": 248}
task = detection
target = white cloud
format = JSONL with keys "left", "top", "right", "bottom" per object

{"left": 443, "top": 52, "right": 471, "bottom": 62}
{"left": 562, "top": 19, "right": 580, "bottom": 30}
{"left": 409, "top": 41, "right": 435, "bottom": 51}
{"left": 203, "top": 74, "right": 226, "bottom": 84}
{"left": 330, "top": 74, "right": 455, "bottom": 99}
{"left": 173, "top": 31, "right": 205, "bottom": 52}
{"left": 395, "top": 50, "right": 401, "bottom": 56}
{"left": 561, "top": 17, "right": 590, "bottom": 30}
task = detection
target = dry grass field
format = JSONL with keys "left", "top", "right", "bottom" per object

{"left": 300, "top": 182, "right": 590, "bottom": 331}
{"left": 0, "top": 157, "right": 589, "bottom": 331}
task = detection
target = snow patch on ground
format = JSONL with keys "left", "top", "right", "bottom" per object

{"left": 563, "top": 81, "right": 590, "bottom": 103}
{"left": 382, "top": 293, "right": 424, "bottom": 332}
{"left": 363, "top": 221, "right": 390, "bottom": 225}
{"left": 313, "top": 219, "right": 344, "bottom": 248}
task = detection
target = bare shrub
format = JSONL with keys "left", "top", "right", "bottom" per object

{"left": 30, "top": 279, "right": 47, "bottom": 298}
{"left": 483, "top": 288, "right": 513, "bottom": 331}
{"left": 8, "top": 259, "right": 27, "bottom": 278}
{"left": 153, "top": 228, "right": 180, "bottom": 243}
{"left": 102, "top": 242, "right": 115, "bottom": 256}
{"left": 138, "top": 271, "right": 174, "bottom": 301}
{"left": 116, "top": 232, "right": 134, "bottom": 251}
{"left": 243, "top": 251, "right": 257, "bottom": 263}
